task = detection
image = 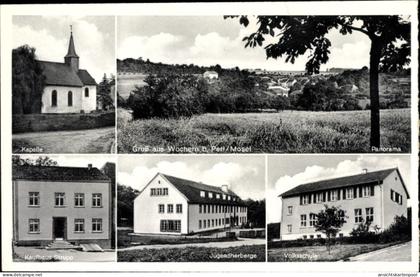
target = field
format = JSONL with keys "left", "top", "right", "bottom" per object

{"left": 118, "top": 245, "right": 266, "bottom": 262}
{"left": 118, "top": 108, "right": 410, "bottom": 153}
{"left": 118, "top": 229, "right": 237, "bottom": 248}
{"left": 268, "top": 243, "right": 397, "bottom": 262}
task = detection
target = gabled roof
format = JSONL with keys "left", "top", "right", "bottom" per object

{"left": 13, "top": 165, "right": 110, "bottom": 182}
{"left": 38, "top": 61, "right": 84, "bottom": 87}
{"left": 159, "top": 173, "right": 246, "bottom": 206}
{"left": 77, "top": 69, "right": 97, "bottom": 86}
{"left": 37, "top": 61, "right": 97, "bottom": 87}
{"left": 280, "top": 168, "right": 406, "bottom": 198}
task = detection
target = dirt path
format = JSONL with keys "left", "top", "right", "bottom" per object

{"left": 118, "top": 238, "right": 266, "bottom": 252}
{"left": 13, "top": 127, "right": 115, "bottom": 153}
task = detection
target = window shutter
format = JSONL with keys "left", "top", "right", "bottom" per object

{"left": 353, "top": 187, "right": 358, "bottom": 198}
{"left": 370, "top": 185, "right": 375, "bottom": 196}
{"left": 323, "top": 192, "right": 326, "bottom": 202}
{"left": 337, "top": 190, "right": 341, "bottom": 200}
{"left": 308, "top": 194, "right": 312, "bottom": 204}
{"left": 327, "top": 191, "right": 331, "bottom": 201}
{"left": 359, "top": 186, "right": 363, "bottom": 198}
{"left": 343, "top": 189, "right": 346, "bottom": 200}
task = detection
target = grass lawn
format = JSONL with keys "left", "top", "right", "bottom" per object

{"left": 268, "top": 243, "right": 397, "bottom": 262}
{"left": 118, "top": 229, "right": 237, "bottom": 248}
{"left": 118, "top": 245, "right": 266, "bottom": 262}
{"left": 118, "top": 108, "right": 410, "bottom": 153}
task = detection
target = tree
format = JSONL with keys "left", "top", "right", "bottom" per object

{"left": 12, "top": 155, "right": 57, "bottom": 166}
{"left": 314, "top": 205, "right": 346, "bottom": 253}
{"left": 229, "top": 16, "right": 410, "bottom": 148}
{"left": 12, "top": 45, "right": 46, "bottom": 114}
{"left": 97, "top": 73, "right": 115, "bottom": 110}
{"left": 117, "top": 184, "right": 140, "bottom": 227}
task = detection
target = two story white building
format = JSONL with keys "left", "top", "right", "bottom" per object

{"left": 279, "top": 168, "right": 409, "bottom": 240}
{"left": 13, "top": 164, "right": 113, "bottom": 248}
{"left": 133, "top": 173, "right": 248, "bottom": 235}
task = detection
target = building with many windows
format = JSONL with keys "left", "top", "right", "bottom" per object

{"left": 133, "top": 173, "right": 248, "bottom": 235}
{"left": 13, "top": 164, "right": 113, "bottom": 248}
{"left": 279, "top": 168, "right": 409, "bottom": 240}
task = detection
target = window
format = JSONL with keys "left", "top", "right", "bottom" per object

{"left": 163, "top": 188, "right": 168, "bottom": 195}
{"left": 199, "top": 220, "right": 202, "bottom": 229}
{"left": 287, "top": 224, "right": 292, "bottom": 233}
{"left": 84, "top": 87, "right": 89, "bottom": 97}
{"left": 92, "top": 193, "right": 102, "bottom": 207}
{"left": 208, "top": 219, "right": 210, "bottom": 227}
{"left": 315, "top": 192, "right": 324, "bottom": 203}
{"left": 67, "top": 91, "right": 73, "bottom": 106}
{"left": 222, "top": 194, "right": 226, "bottom": 200}
{"left": 310, "top": 235, "right": 314, "bottom": 239}
{"left": 51, "top": 90, "right": 57, "bottom": 107}
{"left": 303, "top": 235, "right": 307, "bottom": 239}
{"left": 92, "top": 218, "right": 103, "bottom": 232}
{"left": 203, "top": 205, "right": 206, "bottom": 213}
{"left": 212, "top": 219, "right": 214, "bottom": 227}
{"left": 208, "top": 192, "right": 213, "bottom": 198}
{"left": 317, "top": 234, "right": 321, "bottom": 238}
{"left": 301, "top": 195, "right": 309, "bottom": 205}
{"left": 55, "top": 192, "right": 65, "bottom": 207}
{"left": 74, "top": 193, "right": 84, "bottom": 207}
{"left": 199, "top": 204, "right": 202, "bottom": 213}
{"left": 345, "top": 187, "right": 354, "bottom": 199}
{"left": 29, "top": 192, "right": 40, "bottom": 206}
{"left": 200, "top": 191, "right": 205, "bottom": 197}
{"left": 331, "top": 190, "right": 338, "bottom": 201}
{"left": 391, "top": 189, "right": 402, "bottom": 205}
{"left": 287, "top": 206, "right": 293, "bottom": 215}
{"left": 309, "top": 213, "right": 317, "bottom": 227}
{"left": 158, "top": 204, "right": 165, "bottom": 213}
{"left": 216, "top": 194, "right": 220, "bottom": 199}
{"left": 211, "top": 205, "right": 214, "bottom": 214}
{"left": 167, "top": 204, "right": 174, "bottom": 213}
{"left": 74, "top": 219, "right": 85, "bottom": 232}
{"left": 203, "top": 220, "right": 207, "bottom": 228}
{"left": 300, "top": 214, "right": 307, "bottom": 227}
{"left": 160, "top": 220, "right": 182, "bottom": 232}
{"left": 366, "top": 208, "right": 374, "bottom": 223}
{"left": 228, "top": 195, "right": 231, "bottom": 201}
{"left": 362, "top": 186, "right": 372, "bottom": 197}
{"left": 150, "top": 188, "right": 156, "bottom": 196}
{"left": 339, "top": 233, "right": 344, "bottom": 238}
{"left": 29, "top": 219, "right": 40, "bottom": 233}
{"left": 176, "top": 204, "right": 182, "bottom": 213}
{"left": 355, "top": 208, "right": 363, "bottom": 223}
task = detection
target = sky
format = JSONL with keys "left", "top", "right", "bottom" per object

{"left": 13, "top": 16, "right": 115, "bottom": 82}
{"left": 117, "top": 16, "right": 372, "bottom": 71}
{"left": 118, "top": 155, "right": 265, "bottom": 200}
{"left": 266, "top": 155, "right": 411, "bottom": 223}
{"left": 14, "top": 154, "right": 115, "bottom": 170}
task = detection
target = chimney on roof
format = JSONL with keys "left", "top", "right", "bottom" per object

{"left": 88, "top": 164, "right": 92, "bottom": 170}
{"left": 362, "top": 168, "right": 368, "bottom": 174}
{"left": 221, "top": 184, "right": 229, "bottom": 193}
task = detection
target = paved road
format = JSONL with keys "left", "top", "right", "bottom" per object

{"left": 13, "top": 127, "right": 115, "bottom": 153}
{"left": 118, "top": 238, "right": 266, "bottom": 252}
{"left": 347, "top": 241, "right": 411, "bottom": 262}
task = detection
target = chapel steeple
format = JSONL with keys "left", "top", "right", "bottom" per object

{"left": 64, "top": 25, "right": 79, "bottom": 71}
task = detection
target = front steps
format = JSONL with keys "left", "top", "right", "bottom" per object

{"left": 45, "top": 240, "right": 82, "bottom": 250}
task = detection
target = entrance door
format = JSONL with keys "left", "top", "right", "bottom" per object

{"left": 53, "top": 217, "right": 67, "bottom": 240}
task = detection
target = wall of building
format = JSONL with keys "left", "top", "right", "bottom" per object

{"left": 382, "top": 170, "right": 408, "bottom": 228}
{"left": 133, "top": 175, "right": 188, "bottom": 235}
{"left": 188, "top": 204, "right": 247, "bottom": 234}
{"left": 41, "top": 86, "right": 83, "bottom": 114}
{"left": 14, "top": 180, "right": 111, "bottom": 243}
{"left": 280, "top": 185, "right": 383, "bottom": 240}
{"left": 81, "top": 85, "right": 97, "bottom": 112}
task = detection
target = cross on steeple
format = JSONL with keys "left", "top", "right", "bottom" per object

{"left": 70, "top": 24, "right": 72, "bottom": 34}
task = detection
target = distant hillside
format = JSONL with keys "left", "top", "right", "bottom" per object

{"left": 117, "top": 58, "right": 243, "bottom": 76}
